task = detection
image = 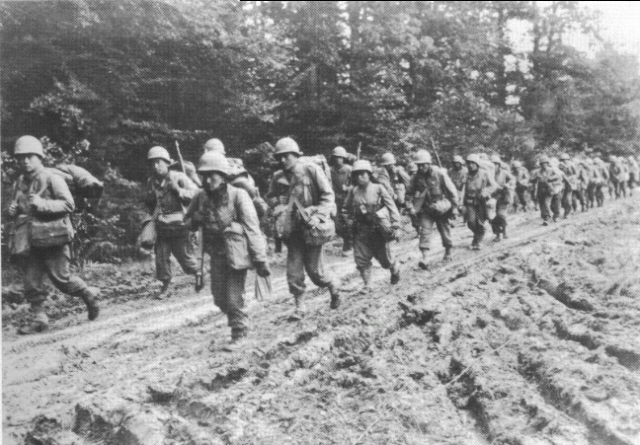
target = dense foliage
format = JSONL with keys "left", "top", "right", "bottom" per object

{"left": 2, "top": 0, "right": 639, "bottom": 183}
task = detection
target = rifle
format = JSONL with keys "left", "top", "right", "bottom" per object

{"left": 357, "top": 142, "right": 362, "bottom": 160}
{"left": 174, "top": 140, "right": 186, "bottom": 175}
{"left": 430, "top": 137, "right": 442, "bottom": 168}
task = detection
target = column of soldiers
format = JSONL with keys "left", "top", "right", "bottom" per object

{"left": 7, "top": 134, "right": 640, "bottom": 347}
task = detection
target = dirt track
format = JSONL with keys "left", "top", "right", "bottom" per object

{"left": 4, "top": 195, "right": 640, "bottom": 445}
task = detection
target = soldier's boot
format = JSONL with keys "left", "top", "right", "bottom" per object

{"left": 342, "top": 238, "right": 353, "bottom": 256}
{"left": 418, "top": 249, "right": 430, "bottom": 270}
{"left": 494, "top": 233, "right": 502, "bottom": 242}
{"left": 443, "top": 246, "right": 452, "bottom": 262}
{"left": 359, "top": 268, "right": 372, "bottom": 294}
{"left": 502, "top": 227, "right": 508, "bottom": 239}
{"left": 18, "top": 303, "right": 49, "bottom": 335}
{"left": 223, "top": 327, "right": 248, "bottom": 352}
{"left": 78, "top": 288, "right": 100, "bottom": 321}
{"left": 390, "top": 263, "right": 401, "bottom": 285}
{"left": 329, "top": 281, "right": 341, "bottom": 310}
{"left": 155, "top": 280, "right": 172, "bottom": 300}
{"left": 288, "top": 294, "right": 307, "bottom": 321}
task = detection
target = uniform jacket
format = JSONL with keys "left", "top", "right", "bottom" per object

{"left": 375, "top": 165, "right": 411, "bottom": 201}
{"left": 448, "top": 166, "right": 468, "bottom": 192}
{"left": 463, "top": 169, "right": 497, "bottom": 205}
{"left": 331, "top": 164, "right": 353, "bottom": 202}
{"left": 266, "top": 160, "right": 336, "bottom": 230}
{"left": 146, "top": 170, "right": 198, "bottom": 223}
{"left": 513, "top": 166, "right": 530, "bottom": 188}
{"left": 185, "top": 184, "right": 267, "bottom": 263}
{"left": 559, "top": 161, "right": 579, "bottom": 190}
{"left": 405, "top": 166, "right": 458, "bottom": 213}
{"left": 11, "top": 165, "right": 75, "bottom": 218}
{"left": 493, "top": 167, "right": 515, "bottom": 204}
{"left": 537, "top": 167, "right": 564, "bottom": 196}
{"left": 342, "top": 182, "right": 400, "bottom": 230}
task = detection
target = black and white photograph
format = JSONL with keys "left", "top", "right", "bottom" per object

{"left": 2, "top": 1, "right": 640, "bottom": 443}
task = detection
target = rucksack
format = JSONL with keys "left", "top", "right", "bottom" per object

{"left": 299, "top": 155, "right": 332, "bottom": 185}
{"left": 48, "top": 164, "right": 104, "bottom": 213}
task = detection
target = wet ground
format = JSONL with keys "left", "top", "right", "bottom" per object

{"left": 3, "top": 194, "right": 640, "bottom": 444}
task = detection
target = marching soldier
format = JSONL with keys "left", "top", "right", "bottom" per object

{"left": 405, "top": 150, "right": 458, "bottom": 269}
{"left": 449, "top": 155, "right": 467, "bottom": 218}
{"left": 558, "top": 153, "right": 578, "bottom": 218}
{"left": 490, "top": 155, "right": 514, "bottom": 241}
{"left": 184, "top": 152, "right": 270, "bottom": 350}
{"left": 627, "top": 155, "right": 639, "bottom": 195}
{"left": 266, "top": 137, "right": 341, "bottom": 319}
{"left": 511, "top": 160, "right": 530, "bottom": 212}
{"left": 145, "top": 146, "right": 199, "bottom": 299}
{"left": 536, "top": 155, "right": 564, "bottom": 225}
{"left": 330, "top": 146, "right": 353, "bottom": 255}
{"left": 342, "top": 160, "right": 401, "bottom": 292}
{"left": 8, "top": 136, "right": 99, "bottom": 334}
{"left": 377, "top": 152, "right": 411, "bottom": 209}
{"left": 462, "top": 154, "right": 496, "bottom": 250}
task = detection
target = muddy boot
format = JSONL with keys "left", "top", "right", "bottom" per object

{"left": 329, "top": 281, "right": 341, "bottom": 310}
{"left": 494, "top": 233, "right": 502, "bottom": 242}
{"left": 443, "top": 247, "right": 452, "bottom": 262}
{"left": 288, "top": 295, "right": 306, "bottom": 321}
{"left": 359, "top": 268, "right": 372, "bottom": 294}
{"left": 418, "top": 249, "right": 430, "bottom": 270}
{"left": 18, "top": 303, "right": 49, "bottom": 335}
{"left": 79, "top": 288, "right": 100, "bottom": 321}
{"left": 390, "top": 263, "right": 400, "bottom": 285}
{"left": 155, "top": 280, "right": 172, "bottom": 300}
{"left": 502, "top": 228, "right": 508, "bottom": 240}
{"left": 223, "top": 328, "right": 248, "bottom": 352}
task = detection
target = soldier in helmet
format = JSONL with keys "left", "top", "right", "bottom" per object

{"left": 511, "top": 160, "right": 530, "bottom": 212}
{"left": 184, "top": 152, "right": 270, "bottom": 350}
{"left": 330, "top": 146, "right": 353, "bottom": 255}
{"left": 7, "top": 136, "right": 100, "bottom": 334}
{"left": 627, "top": 155, "right": 639, "bottom": 195}
{"left": 462, "top": 154, "right": 496, "bottom": 250}
{"left": 405, "top": 150, "right": 458, "bottom": 268}
{"left": 536, "top": 155, "right": 564, "bottom": 225}
{"left": 266, "top": 137, "right": 341, "bottom": 319}
{"left": 342, "top": 160, "right": 401, "bottom": 292}
{"left": 377, "top": 152, "right": 411, "bottom": 209}
{"left": 145, "top": 145, "right": 199, "bottom": 299}
{"left": 490, "top": 154, "right": 514, "bottom": 241}
{"left": 558, "top": 153, "right": 578, "bottom": 218}
{"left": 449, "top": 155, "right": 468, "bottom": 219}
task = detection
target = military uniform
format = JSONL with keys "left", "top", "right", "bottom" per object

{"left": 266, "top": 160, "right": 339, "bottom": 302}
{"left": 559, "top": 159, "right": 579, "bottom": 217}
{"left": 537, "top": 164, "right": 564, "bottom": 223}
{"left": 185, "top": 184, "right": 267, "bottom": 336}
{"left": 512, "top": 163, "right": 530, "bottom": 212}
{"left": 463, "top": 167, "right": 496, "bottom": 247}
{"left": 146, "top": 170, "right": 199, "bottom": 286}
{"left": 10, "top": 164, "right": 98, "bottom": 332}
{"left": 376, "top": 164, "right": 411, "bottom": 208}
{"left": 331, "top": 163, "right": 353, "bottom": 252}
{"left": 405, "top": 166, "right": 458, "bottom": 252}
{"left": 491, "top": 165, "right": 514, "bottom": 238}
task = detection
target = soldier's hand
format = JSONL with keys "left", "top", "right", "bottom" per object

{"left": 28, "top": 194, "right": 45, "bottom": 211}
{"left": 255, "top": 262, "right": 271, "bottom": 278}
{"left": 8, "top": 202, "right": 18, "bottom": 217}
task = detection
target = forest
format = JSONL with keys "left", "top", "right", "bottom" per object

{"left": 2, "top": 0, "right": 639, "bottom": 186}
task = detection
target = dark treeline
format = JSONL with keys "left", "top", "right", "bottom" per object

{"left": 2, "top": 0, "right": 640, "bottom": 184}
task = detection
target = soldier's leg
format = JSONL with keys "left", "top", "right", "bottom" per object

{"left": 155, "top": 236, "right": 172, "bottom": 284}
{"left": 539, "top": 194, "right": 551, "bottom": 223}
{"left": 551, "top": 193, "right": 561, "bottom": 221}
{"left": 170, "top": 231, "right": 198, "bottom": 276}
{"left": 286, "top": 233, "right": 306, "bottom": 300}
{"left": 18, "top": 251, "right": 50, "bottom": 333}
{"left": 466, "top": 205, "right": 481, "bottom": 247}
{"left": 417, "top": 213, "right": 436, "bottom": 268}
{"left": 562, "top": 189, "right": 572, "bottom": 217}
{"left": 224, "top": 267, "right": 249, "bottom": 338}
{"left": 210, "top": 252, "right": 230, "bottom": 314}
{"left": 304, "top": 242, "right": 340, "bottom": 308}
{"left": 354, "top": 230, "right": 374, "bottom": 289}
{"left": 372, "top": 233, "right": 400, "bottom": 284}
{"left": 43, "top": 245, "right": 99, "bottom": 321}
{"left": 435, "top": 215, "right": 453, "bottom": 248}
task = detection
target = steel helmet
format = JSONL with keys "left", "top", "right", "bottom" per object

{"left": 352, "top": 160, "right": 373, "bottom": 173}
{"left": 512, "top": 160, "right": 522, "bottom": 168}
{"left": 197, "top": 151, "right": 229, "bottom": 175}
{"left": 490, "top": 154, "right": 502, "bottom": 164}
{"left": 203, "top": 138, "right": 225, "bottom": 154}
{"left": 466, "top": 154, "right": 481, "bottom": 165}
{"left": 452, "top": 155, "right": 464, "bottom": 164}
{"left": 413, "top": 150, "right": 432, "bottom": 164}
{"left": 275, "top": 137, "right": 302, "bottom": 156}
{"left": 381, "top": 152, "right": 396, "bottom": 166}
{"left": 560, "top": 153, "right": 570, "bottom": 161}
{"left": 14, "top": 135, "right": 44, "bottom": 157}
{"left": 539, "top": 155, "right": 551, "bottom": 165}
{"left": 550, "top": 157, "right": 560, "bottom": 167}
{"left": 332, "top": 146, "right": 348, "bottom": 158}
{"left": 147, "top": 146, "right": 172, "bottom": 163}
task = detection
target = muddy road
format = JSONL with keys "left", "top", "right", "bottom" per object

{"left": 4, "top": 196, "right": 640, "bottom": 445}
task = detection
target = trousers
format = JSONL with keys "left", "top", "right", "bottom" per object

{"left": 416, "top": 211, "right": 452, "bottom": 250}
{"left": 155, "top": 231, "right": 198, "bottom": 282}
{"left": 465, "top": 203, "right": 486, "bottom": 245}
{"left": 353, "top": 226, "right": 396, "bottom": 271}
{"left": 285, "top": 230, "right": 335, "bottom": 297}
{"left": 538, "top": 193, "right": 561, "bottom": 221}
{"left": 210, "top": 252, "right": 248, "bottom": 330}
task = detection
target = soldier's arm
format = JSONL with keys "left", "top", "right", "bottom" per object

{"left": 341, "top": 188, "right": 355, "bottom": 228}
{"left": 35, "top": 174, "right": 75, "bottom": 214}
{"left": 404, "top": 175, "right": 418, "bottom": 213}
{"left": 311, "top": 164, "right": 336, "bottom": 217}
{"left": 397, "top": 167, "right": 411, "bottom": 186}
{"left": 380, "top": 184, "right": 401, "bottom": 227}
{"left": 174, "top": 172, "right": 198, "bottom": 201}
{"left": 183, "top": 190, "right": 203, "bottom": 230}
{"left": 236, "top": 188, "right": 268, "bottom": 264}
{"left": 483, "top": 172, "right": 498, "bottom": 198}
{"left": 441, "top": 170, "right": 459, "bottom": 207}
{"left": 265, "top": 172, "right": 281, "bottom": 208}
